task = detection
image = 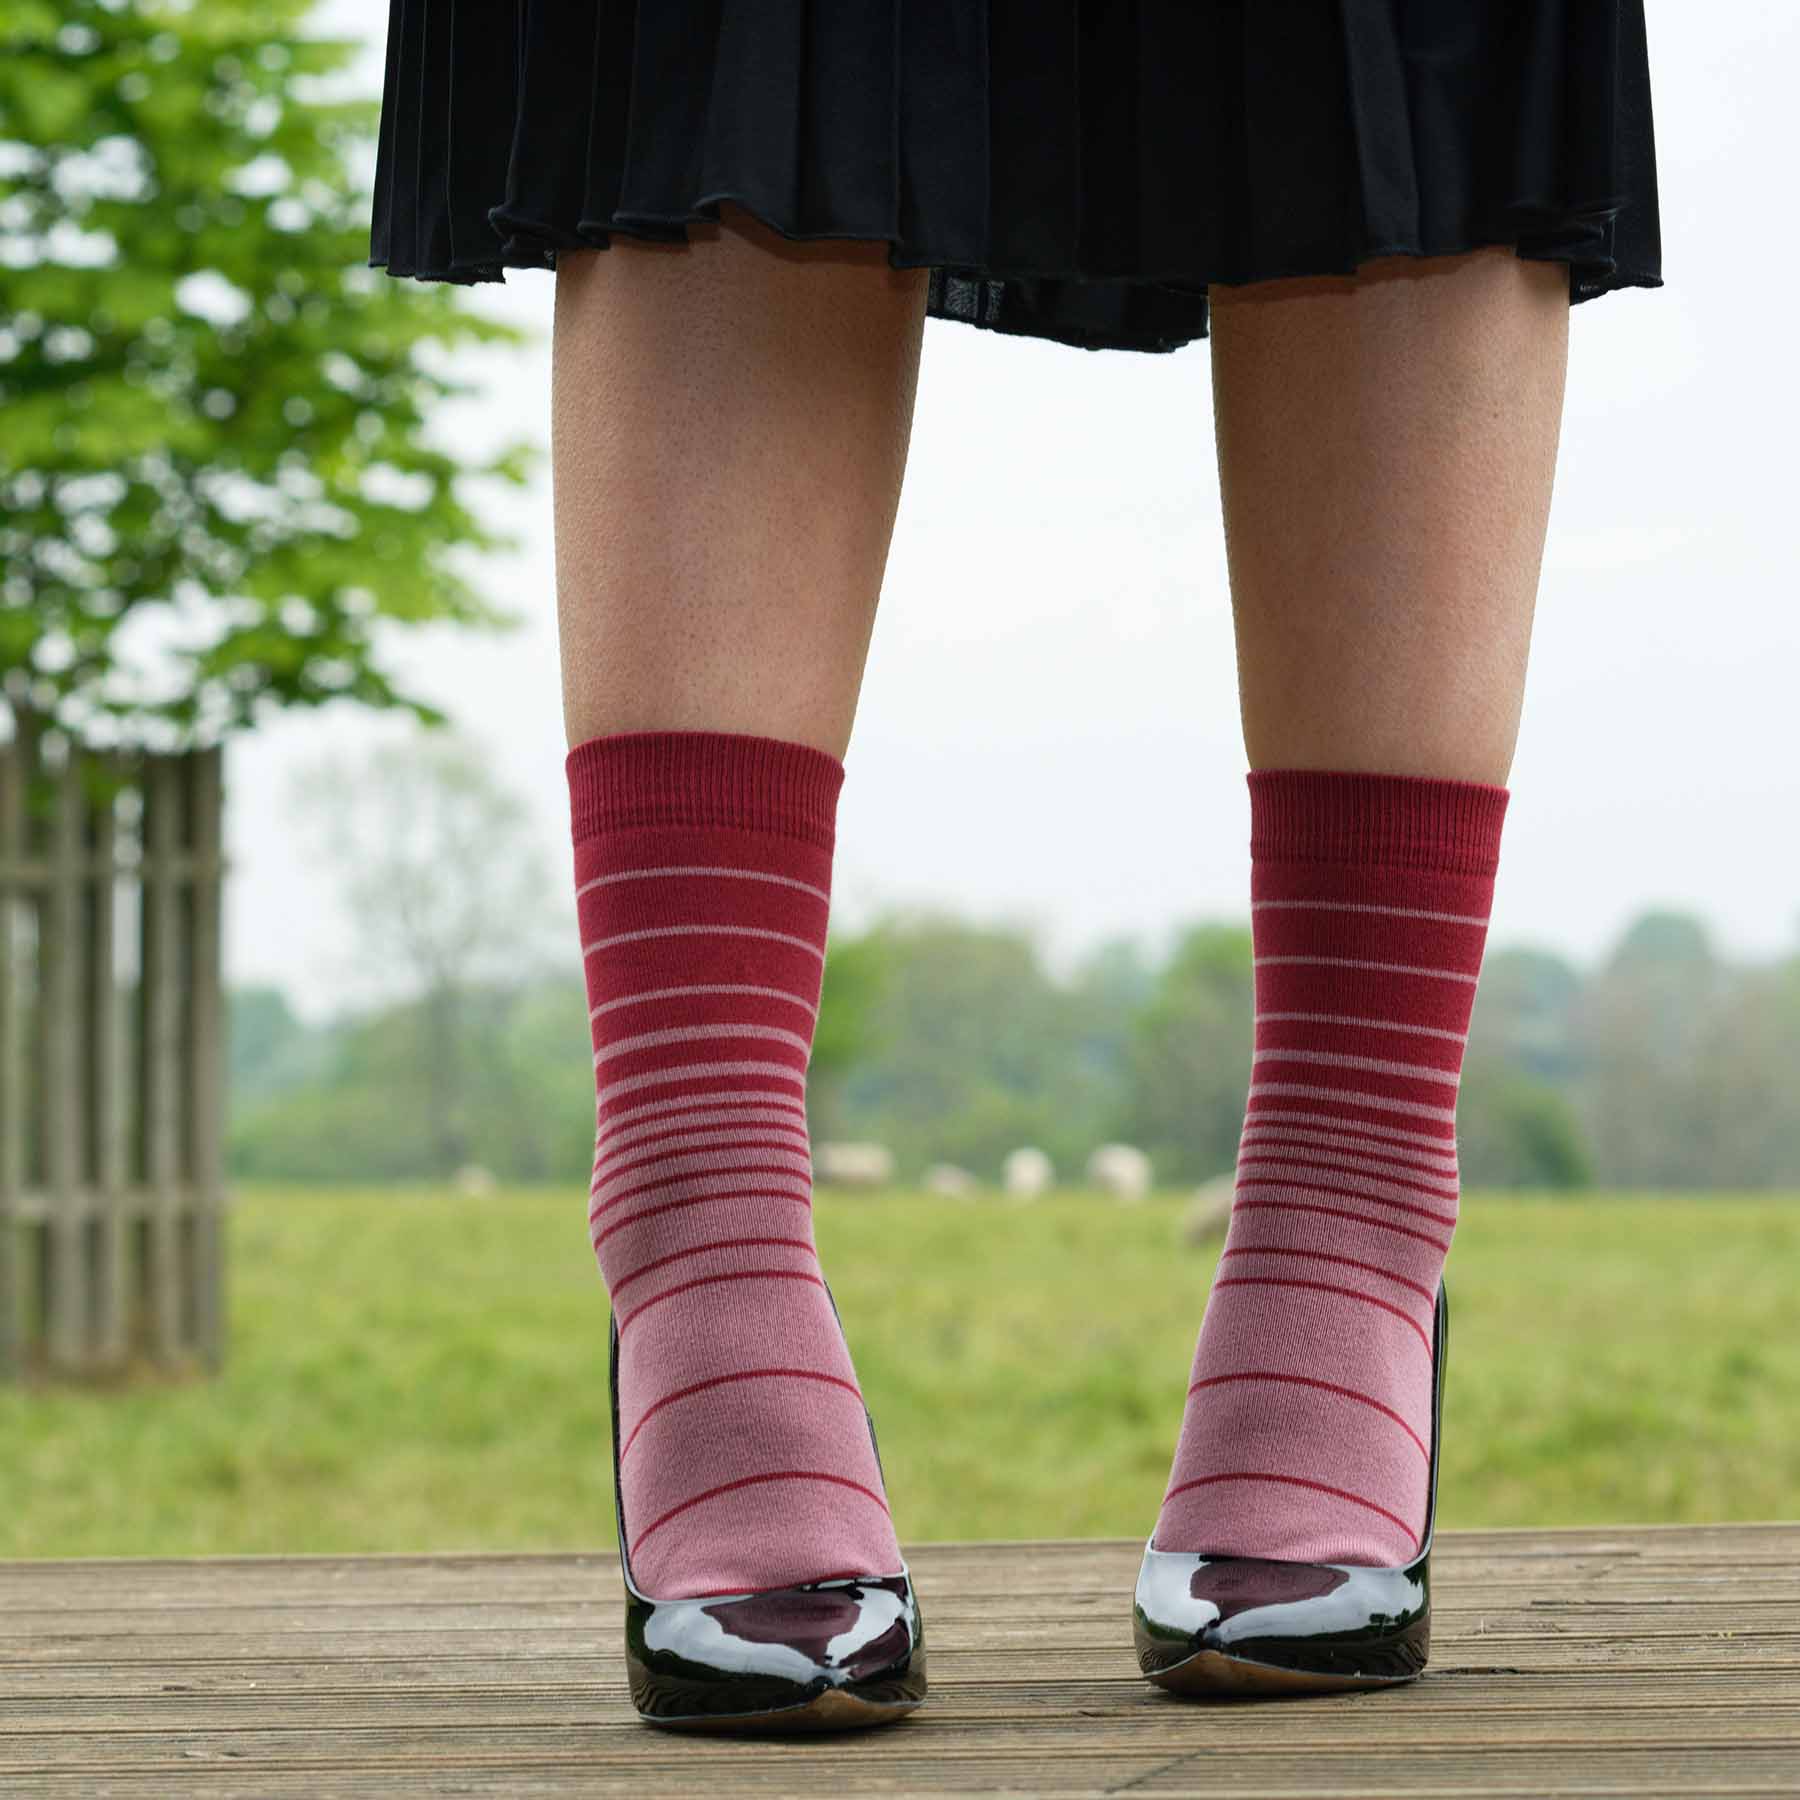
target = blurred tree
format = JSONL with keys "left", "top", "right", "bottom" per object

{"left": 223, "top": 906, "right": 1800, "bottom": 1191}
{"left": 0, "top": 0, "right": 532, "bottom": 746}
{"left": 1468, "top": 946, "right": 1584, "bottom": 1085}
{"left": 1571, "top": 910, "right": 1727, "bottom": 1189}
{"left": 830, "top": 912, "right": 1107, "bottom": 1178}
{"left": 1688, "top": 954, "right": 1800, "bottom": 1188}
{"left": 1457, "top": 1058, "right": 1594, "bottom": 1190}
{"left": 226, "top": 981, "right": 328, "bottom": 1105}
{"left": 813, "top": 929, "right": 893, "bottom": 1089}
{"left": 286, "top": 730, "right": 568, "bottom": 1177}
{"left": 228, "top": 975, "right": 597, "bottom": 1187}
{"left": 1116, "top": 922, "right": 1254, "bottom": 1184}
{"left": 1065, "top": 931, "right": 1157, "bottom": 1095}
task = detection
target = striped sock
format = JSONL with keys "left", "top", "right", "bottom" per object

{"left": 568, "top": 728, "right": 903, "bottom": 1600}
{"left": 1153, "top": 767, "right": 1509, "bottom": 1567}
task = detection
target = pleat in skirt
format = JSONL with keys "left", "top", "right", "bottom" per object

{"left": 369, "top": 3, "right": 1663, "bottom": 356}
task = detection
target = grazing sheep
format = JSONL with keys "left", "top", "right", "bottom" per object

{"left": 813, "top": 1141, "right": 896, "bottom": 1189}
{"left": 452, "top": 1163, "right": 496, "bottom": 1197}
{"left": 1002, "top": 1146, "right": 1054, "bottom": 1198}
{"left": 1086, "top": 1142, "right": 1153, "bottom": 1201}
{"left": 924, "top": 1163, "right": 978, "bottom": 1198}
{"left": 1184, "top": 1171, "right": 1236, "bottom": 1244}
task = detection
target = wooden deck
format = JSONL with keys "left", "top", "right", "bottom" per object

{"left": 2, "top": 1525, "right": 1795, "bottom": 1796}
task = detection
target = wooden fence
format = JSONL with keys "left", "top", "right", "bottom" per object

{"left": 0, "top": 723, "right": 226, "bottom": 1379}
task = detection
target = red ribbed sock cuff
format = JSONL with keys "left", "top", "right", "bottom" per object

{"left": 566, "top": 729, "right": 845, "bottom": 849}
{"left": 1247, "top": 767, "right": 1510, "bottom": 876}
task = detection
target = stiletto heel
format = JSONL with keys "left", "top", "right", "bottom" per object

{"left": 1133, "top": 1277, "right": 1449, "bottom": 1695}
{"left": 608, "top": 1306, "right": 928, "bottom": 1731}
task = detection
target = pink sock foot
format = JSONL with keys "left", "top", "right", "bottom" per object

{"left": 568, "top": 728, "right": 904, "bottom": 1599}
{"left": 1154, "top": 767, "right": 1508, "bottom": 1566}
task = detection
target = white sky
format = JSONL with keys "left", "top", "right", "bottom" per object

{"left": 238, "top": 2, "right": 1799, "bottom": 1022}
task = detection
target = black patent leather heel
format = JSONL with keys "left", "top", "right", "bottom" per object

{"left": 1133, "top": 1276, "right": 1449, "bottom": 1696}
{"left": 608, "top": 1304, "right": 927, "bottom": 1731}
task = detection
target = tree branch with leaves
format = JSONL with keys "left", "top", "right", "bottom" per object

{"left": 1, "top": 0, "right": 536, "bottom": 747}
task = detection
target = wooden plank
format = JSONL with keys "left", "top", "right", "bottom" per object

{"left": 83, "top": 752, "right": 125, "bottom": 1365}
{"left": 184, "top": 745, "right": 225, "bottom": 1369}
{"left": 8, "top": 1671, "right": 1800, "bottom": 1733}
{"left": 0, "top": 1529, "right": 1796, "bottom": 1796}
{"left": 2, "top": 1634, "right": 1797, "bottom": 1682}
{"left": 1, "top": 1736, "right": 1798, "bottom": 1796}
{"left": 0, "top": 739, "right": 21, "bottom": 1377}
{"left": 135, "top": 754, "right": 182, "bottom": 1362}
{"left": 0, "top": 1771, "right": 1789, "bottom": 1800}
{"left": 5, "top": 1524, "right": 1800, "bottom": 1600}
{"left": 41, "top": 750, "right": 85, "bottom": 1371}
{"left": 13, "top": 1661, "right": 1798, "bottom": 1709}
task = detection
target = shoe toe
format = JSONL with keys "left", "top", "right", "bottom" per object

{"left": 626, "top": 1572, "right": 927, "bottom": 1729}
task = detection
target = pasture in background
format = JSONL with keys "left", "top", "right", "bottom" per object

{"left": 5, "top": 1185, "right": 1795, "bottom": 1558}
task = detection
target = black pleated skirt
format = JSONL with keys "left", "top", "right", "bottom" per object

{"left": 369, "top": 3, "right": 1663, "bottom": 356}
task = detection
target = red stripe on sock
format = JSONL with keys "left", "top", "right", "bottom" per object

{"left": 1220, "top": 1244, "right": 1436, "bottom": 1307}
{"left": 1244, "top": 1109, "right": 1458, "bottom": 1160}
{"left": 1212, "top": 1275, "right": 1433, "bottom": 1356}
{"left": 1235, "top": 1150, "right": 1460, "bottom": 1203}
{"left": 589, "top": 1162, "right": 808, "bottom": 1223}
{"left": 597, "top": 1113, "right": 809, "bottom": 1166}
{"left": 1246, "top": 1101, "right": 1458, "bottom": 1151}
{"left": 1235, "top": 1176, "right": 1457, "bottom": 1230}
{"left": 1188, "top": 1370, "right": 1429, "bottom": 1462}
{"left": 1229, "top": 1199, "right": 1452, "bottom": 1254}
{"left": 594, "top": 1132, "right": 812, "bottom": 1188}
{"left": 621, "top": 1366, "right": 864, "bottom": 1464}
{"left": 616, "top": 1268, "right": 825, "bottom": 1337}
{"left": 595, "top": 1124, "right": 811, "bottom": 1174}
{"left": 609, "top": 1237, "right": 817, "bottom": 1298}
{"left": 592, "top": 1188, "right": 812, "bottom": 1252}
{"left": 630, "top": 1470, "right": 891, "bottom": 1559}
{"left": 1162, "top": 1471, "right": 1420, "bottom": 1551}
{"left": 1240, "top": 1121, "right": 1459, "bottom": 1169}
{"left": 597, "top": 1093, "right": 810, "bottom": 1144}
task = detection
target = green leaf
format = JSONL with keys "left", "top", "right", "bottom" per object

{"left": 1, "top": 0, "right": 541, "bottom": 749}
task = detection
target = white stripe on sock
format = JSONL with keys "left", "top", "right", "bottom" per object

{"left": 596, "top": 1099, "right": 811, "bottom": 1154}
{"left": 588, "top": 1169, "right": 812, "bottom": 1227}
{"left": 594, "top": 1021, "right": 814, "bottom": 1066}
{"left": 591, "top": 1143, "right": 814, "bottom": 1204}
{"left": 1238, "top": 1123, "right": 1461, "bottom": 1174}
{"left": 1251, "top": 899, "right": 1490, "bottom": 927}
{"left": 592, "top": 983, "right": 819, "bottom": 1022}
{"left": 599, "top": 1058, "right": 808, "bottom": 1104}
{"left": 1235, "top": 1176, "right": 1456, "bottom": 1227}
{"left": 1253, "top": 954, "right": 1479, "bottom": 984}
{"left": 1246, "top": 1080, "right": 1459, "bottom": 1124}
{"left": 584, "top": 923, "right": 824, "bottom": 963}
{"left": 595, "top": 1088, "right": 809, "bottom": 1139}
{"left": 577, "top": 864, "right": 830, "bottom": 905}
{"left": 1256, "top": 1010, "right": 1469, "bottom": 1045}
{"left": 593, "top": 1123, "right": 812, "bottom": 1185}
{"left": 1237, "top": 1105, "right": 1458, "bottom": 1152}
{"left": 1234, "top": 1154, "right": 1460, "bottom": 1205}
{"left": 1253, "top": 1046, "right": 1460, "bottom": 1088}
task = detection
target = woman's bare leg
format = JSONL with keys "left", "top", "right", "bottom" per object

{"left": 555, "top": 211, "right": 932, "bottom": 1613}
{"left": 1152, "top": 249, "right": 1569, "bottom": 1571}
{"left": 552, "top": 202, "right": 930, "bottom": 757}
{"left": 1214, "top": 246, "right": 1569, "bottom": 784}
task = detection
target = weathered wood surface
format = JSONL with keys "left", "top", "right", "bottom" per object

{"left": 1, "top": 1525, "right": 1795, "bottom": 1796}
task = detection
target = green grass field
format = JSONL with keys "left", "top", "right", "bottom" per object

{"left": 5, "top": 1187, "right": 1796, "bottom": 1559}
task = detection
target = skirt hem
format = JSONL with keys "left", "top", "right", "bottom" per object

{"left": 372, "top": 187, "right": 1664, "bottom": 355}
